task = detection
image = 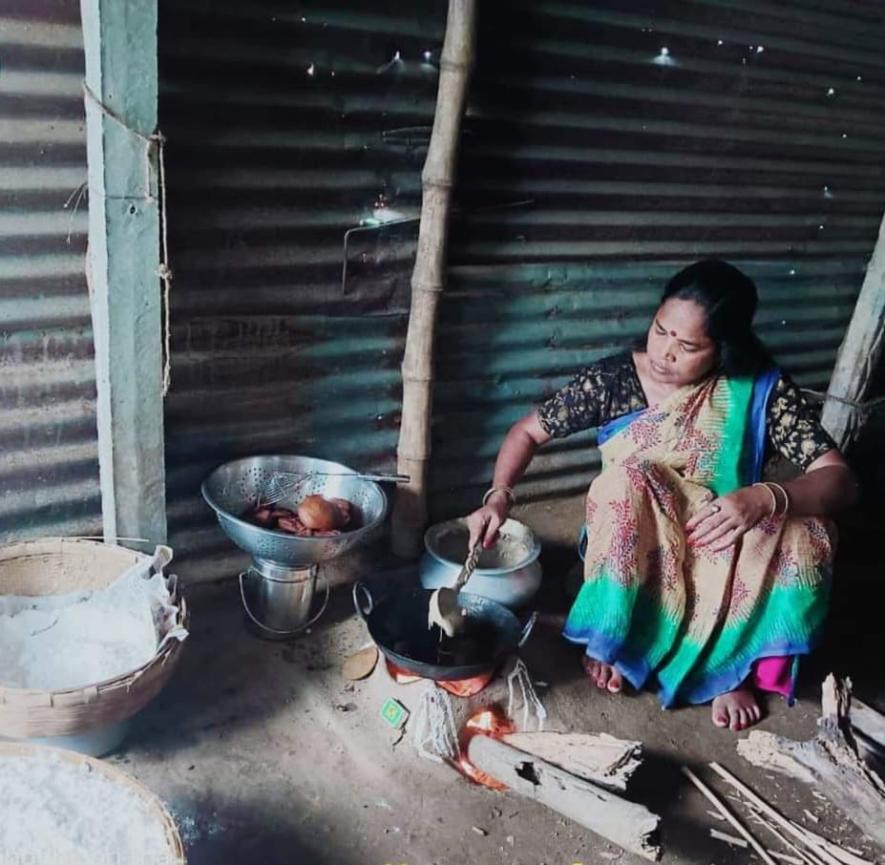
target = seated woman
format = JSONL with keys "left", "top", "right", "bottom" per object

{"left": 466, "top": 259, "right": 859, "bottom": 731}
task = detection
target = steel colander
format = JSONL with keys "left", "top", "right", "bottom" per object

{"left": 201, "top": 455, "right": 389, "bottom": 567}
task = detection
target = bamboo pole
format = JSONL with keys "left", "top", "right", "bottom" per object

{"left": 391, "top": 0, "right": 477, "bottom": 557}
{"left": 821, "top": 209, "right": 885, "bottom": 450}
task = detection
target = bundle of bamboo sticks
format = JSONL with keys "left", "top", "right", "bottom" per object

{"left": 683, "top": 763, "right": 875, "bottom": 865}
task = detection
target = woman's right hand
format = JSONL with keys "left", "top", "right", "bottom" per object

{"left": 466, "top": 493, "right": 510, "bottom": 550}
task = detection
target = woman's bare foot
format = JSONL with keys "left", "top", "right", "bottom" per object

{"left": 711, "top": 686, "right": 762, "bottom": 731}
{"left": 582, "top": 655, "right": 623, "bottom": 693}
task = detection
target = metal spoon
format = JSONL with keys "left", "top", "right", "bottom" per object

{"left": 258, "top": 471, "right": 410, "bottom": 507}
{"left": 427, "top": 541, "right": 483, "bottom": 637}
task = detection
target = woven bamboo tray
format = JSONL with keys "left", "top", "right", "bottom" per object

{"left": 0, "top": 740, "right": 186, "bottom": 863}
{"left": 0, "top": 538, "right": 189, "bottom": 740}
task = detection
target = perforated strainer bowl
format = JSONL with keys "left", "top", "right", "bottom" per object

{"left": 201, "top": 455, "right": 389, "bottom": 567}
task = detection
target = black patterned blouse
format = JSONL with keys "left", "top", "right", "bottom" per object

{"left": 536, "top": 352, "right": 836, "bottom": 471}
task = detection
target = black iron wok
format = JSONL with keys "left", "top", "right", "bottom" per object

{"left": 353, "top": 582, "right": 536, "bottom": 681}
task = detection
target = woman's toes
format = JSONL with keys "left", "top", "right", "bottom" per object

{"left": 583, "top": 658, "right": 624, "bottom": 694}
{"left": 713, "top": 689, "right": 763, "bottom": 731}
{"left": 597, "top": 665, "right": 612, "bottom": 689}
{"left": 584, "top": 657, "right": 604, "bottom": 687}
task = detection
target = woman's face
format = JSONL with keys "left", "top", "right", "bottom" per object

{"left": 645, "top": 297, "right": 718, "bottom": 387}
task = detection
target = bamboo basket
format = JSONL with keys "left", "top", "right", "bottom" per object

{"left": 0, "top": 538, "right": 189, "bottom": 743}
{"left": 0, "top": 740, "right": 186, "bottom": 863}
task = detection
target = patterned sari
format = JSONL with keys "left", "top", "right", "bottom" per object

{"left": 564, "top": 372, "right": 834, "bottom": 707}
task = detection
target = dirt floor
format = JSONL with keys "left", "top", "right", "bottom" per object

{"left": 110, "top": 496, "right": 884, "bottom": 865}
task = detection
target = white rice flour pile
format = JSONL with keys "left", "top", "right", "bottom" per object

{"left": 0, "top": 749, "right": 179, "bottom": 865}
{"left": 0, "top": 553, "right": 185, "bottom": 691}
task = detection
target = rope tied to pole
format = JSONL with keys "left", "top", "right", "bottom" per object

{"left": 82, "top": 82, "right": 173, "bottom": 397}
{"left": 803, "top": 388, "right": 885, "bottom": 421}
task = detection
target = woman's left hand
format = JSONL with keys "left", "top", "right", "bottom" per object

{"left": 685, "top": 485, "right": 773, "bottom": 552}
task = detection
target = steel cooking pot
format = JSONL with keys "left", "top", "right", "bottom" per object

{"left": 420, "top": 517, "right": 542, "bottom": 609}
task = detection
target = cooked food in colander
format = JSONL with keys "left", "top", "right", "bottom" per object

{"left": 243, "top": 495, "right": 354, "bottom": 537}
{"left": 297, "top": 494, "right": 345, "bottom": 530}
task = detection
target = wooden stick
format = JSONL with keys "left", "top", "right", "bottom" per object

{"left": 851, "top": 698, "right": 885, "bottom": 762}
{"left": 708, "top": 830, "right": 804, "bottom": 865}
{"left": 710, "top": 763, "right": 847, "bottom": 865}
{"left": 821, "top": 209, "right": 885, "bottom": 449}
{"left": 802, "top": 809, "right": 820, "bottom": 824}
{"left": 790, "top": 822, "right": 875, "bottom": 865}
{"left": 747, "top": 806, "right": 827, "bottom": 865}
{"left": 468, "top": 735, "right": 661, "bottom": 860}
{"left": 851, "top": 698, "right": 885, "bottom": 743}
{"left": 771, "top": 853, "right": 807, "bottom": 865}
{"left": 853, "top": 729, "right": 885, "bottom": 767}
{"left": 390, "top": 0, "right": 477, "bottom": 557}
{"left": 681, "top": 766, "right": 777, "bottom": 865}
{"left": 710, "top": 828, "right": 749, "bottom": 847}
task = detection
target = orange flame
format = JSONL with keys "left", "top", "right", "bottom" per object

{"left": 384, "top": 659, "right": 494, "bottom": 696}
{"left": 381, "top": 660, "right": 509, "bottom": 788}
{"left": 456, "top": 705, "right": 515, "bottom": 790}
{"left": 465, "top": 707, "right": 514, "bottom": 735}
{"left": 438, "top": 672, "right": 494, "bottom": 697}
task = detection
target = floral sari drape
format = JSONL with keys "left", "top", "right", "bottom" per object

{"left": 564, "top": 373, "right": 834, "bottom": 707}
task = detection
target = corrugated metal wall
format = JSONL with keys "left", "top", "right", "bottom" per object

{"left": 158, "top": 1, "right": 446, "bottom": 576}
{"left": 0, "top": 5, "right": 101, "bottom": 540}
{"left": 433, "top": 0, "right": 885, "bottom": 513}
{"left": 159, "top": 0, "right": 885, "bottom": 578}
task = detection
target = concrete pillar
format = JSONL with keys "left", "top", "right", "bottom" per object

{"left": 80, "top": 0, "right": 166, "bottom": 544}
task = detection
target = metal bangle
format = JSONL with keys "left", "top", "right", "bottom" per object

{"left": 752, "top": 482, "right": 778, "bottom": 518}
{"left": 765, "top": 481, "right": 790, "bottom": 517}
{"left": 482, "top": 486, "right": 516, "bottom": 508}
